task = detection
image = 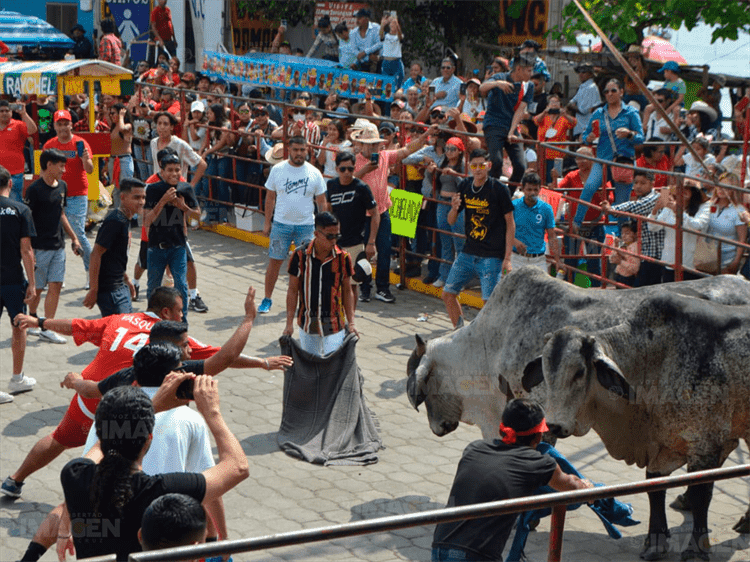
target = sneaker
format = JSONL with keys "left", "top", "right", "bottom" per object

{"left": 133, "top": 284, "right": 140, "bottom": 302}
{"left": 1, "top": 476, "right": 23, "bottom": 498}
{"left": 27, "top": 314, "right": 41, "bottom": 336}
{"left": 0, "top": 392, "right": 13, "bottom": 404}
{"left": 358, "top": 289, "right": 371, "bottom": 303}
{"left": 433, "top": 279, "right": 446, "bottom": 288}
{"left": 258, "top": 298, "right": 272, "bottom": 314}
{"left": 191, "top": 295, "right": 208, "bottom": 313}
{"left": 39, "top": 329, "right": 67, "bottom": 344}
{"left": 9, "top": 375, "right": 36, "bottom": 394}
{"left": 422, "top": 275, "right": 439, "bottom": 285}
{"left": 375, "top": 289, "right": 396, "bottom": 303}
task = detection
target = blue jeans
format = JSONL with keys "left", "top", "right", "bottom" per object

{"left": 362, "top": 210, "right": 392, "bottom": 292}
{"left": 234, "top": 159, "right": 263, "bottom": 207}
{"left": 133, "top": 142, "right": 151, "bottom": 181}
{"left": 97, "top": 284, "right": 132, "bottom": 317}
{"left": 432, "top": 546, "right": 474, "bottom": 561}
{"left": 444, "top": 252, "right": 503, "bottom": 300}
{"left": 436, "top": 200, "right": 465, "bottom": 282}
{"left": 574, "top": 162, "right": 632, "bottom": 225}
{"left": 147, "top": 245, "right": 189, "bottom": 319}
{"left": 381, "top": 58, "right": 404, "bottom": 90}
{"left": 10, "top": 172, "right": 24, "bottom": 202}
{"left": 65, "top": 195, "right": 92, "bottom": 272}
{"left": 206, "top": 155, "right": 232, "bottom": 222}
{"left": 112, "top": 154, "right": 135, "bottom": 210}
{"left": 484, "top": 125, "right": 526, "bottom": 188}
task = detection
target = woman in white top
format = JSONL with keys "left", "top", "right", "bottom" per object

{"left": 150, "top": 111, "right": 206, "bottom": 187}
{"left": 706, "top": 172, "right": 747, "bottom": 274}
{"left": 379, "top": 13, "right": 404, "bottom": 89}
{"left": 184, "top": 101, "right": 207, "bottom": 154}
{"left": 650, "top": 181, "right": 710, "bottom": 282}
{"left": 317, "top": 119, "right": 351, "bottom": 178}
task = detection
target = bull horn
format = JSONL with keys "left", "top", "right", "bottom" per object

{"left": 415, "top": 334, "right": 427, "bottom": 356}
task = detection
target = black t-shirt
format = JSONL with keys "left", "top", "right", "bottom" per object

{"left": 0, "top": 195, "right": 36, "bottom": 286}
{"left": 61, "top": 457, "right": 206, "bottom": 561}
{"left": 24, "top": 177, "right": 67, "bottom": 250}
{"left": 95, "top": 209, "right": 132, "bottom": 291}
{"left": 432, "top": 440, "right": 557, "bottom": 560}
{"left": 33, "top": 102, "right": 57, "bottom": 145}
{"left": 97, "top": 360, "right": 206, "bottom": 396}
{"left": 144, "top": 180, "right": 198, "bottom": 247}
{"left": 325, "top": 177, "right": 377, "bottom": 247}
{"left": 457, "top": 177, "right": 514, "bottom": 258}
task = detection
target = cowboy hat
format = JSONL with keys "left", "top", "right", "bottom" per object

{"left": 688, "top": 100, "right": 717, "bottom": 123}
{"left": 351, "top": 124, "right": 383, "bottom": 144}
{"left": 265, "top": 143, "right": 286, "bottom": 164}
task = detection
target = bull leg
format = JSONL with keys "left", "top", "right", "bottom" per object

{"left": 641, "top": 471, "right": 670, "bottom": 561}
{"left": 733, "top": 503, "right": 750, "bottom": 534}
{"left": 682, "top": 481, "right": 713, "bottom": 561}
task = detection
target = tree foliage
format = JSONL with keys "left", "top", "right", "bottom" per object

{"left": 234, "top": 0, "right": 317, "bottom": 26}
{"left": 553, "top": 0, "right": 750, "bottom": 45}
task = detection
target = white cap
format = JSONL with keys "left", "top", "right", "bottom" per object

{"left": 190, "top": 100, "right": 205, "bottom": 113}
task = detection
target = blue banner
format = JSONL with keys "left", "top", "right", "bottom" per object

{"left": 201, "top": 51, "right": 396, "bottom": 102}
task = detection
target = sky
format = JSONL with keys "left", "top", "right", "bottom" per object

{"left": 670, "top": 23, "right": 750, "bottom": 78}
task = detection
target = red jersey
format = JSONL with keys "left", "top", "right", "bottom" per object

{"left": 150, "top": 5, "right": 175, "bottom": 42}
{"left": 636, "top": 154, "right": 671, "bottom": 188}
{"left": 43, "top": 136, "right": 93, "bottom": 197}
{"left": 559, "top": 170, "right": 613, "bottom": 223}
{"left": 0, "top": 119, "right": 29, "bottom": 174}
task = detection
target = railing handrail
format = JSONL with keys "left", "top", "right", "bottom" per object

{"left": 116, "top": 464, "right": 750, "bottom": 561}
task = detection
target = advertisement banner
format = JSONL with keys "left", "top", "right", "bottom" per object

{"left": 389, "top": 189, "right": 423, "bottom": 238}
{"left": 497, "top": 0, "right": 549, "bottom": 48}
{"left": 101, "top": 0, "right": 152, "bottom": 63}
{"left": 201, "top": 51, "right": 396, "bottom": 101}
{"left": 314, "top": 1, "right": 368, "bottom": 29}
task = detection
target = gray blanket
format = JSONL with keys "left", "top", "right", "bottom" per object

{"left": 277, "top": 333, "right": 383, "bottom": 466}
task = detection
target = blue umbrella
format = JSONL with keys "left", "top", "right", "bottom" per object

{"left": 0, "top": 10, "right": 75, "bottom": 49}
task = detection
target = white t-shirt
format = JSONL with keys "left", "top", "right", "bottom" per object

{"left": 82, "top": 387, "right": 214, "bottom": 474}
{"left": 684, "top": 152, "right": 716, "bottom": 179}
{"left": 265, "top": 160, "right": 327, "bottom": 225}
{"left": 381, "top": 33, "right": 402, "bottom": 58}
{"left": 322, "top": 140, "right": 352, "bottom": 178}
{"left": 150, "top": 136, "right": 203, "bottom": 178}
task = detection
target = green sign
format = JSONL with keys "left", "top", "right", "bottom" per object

{"left": 389, "top": 189, "right": 423, "bottom": 237}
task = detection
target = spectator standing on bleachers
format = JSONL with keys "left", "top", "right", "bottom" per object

{"left": 608, "top": 221, "right": 640, "bottom": 287}
{"left": 70, "top": 24, "right": 93, "bottom": 59}
{"left": 429, "top": 57, "right": 462, "bottom": 111}
{"left": 642, "top": 89, "right": 674, "bottom": 140}
{"left": 458, "top": 78, "right": 484, "bottom": 122}
{"left": 658, "top": 61, "right": 685, "bottom": 120}
{"left": 335, "top": 22, "right": 357, "bottom": 69}
{"left": 511, "top": 172, "right": 560, "bottom": 273}
{"left": 351, "top": 9, "right": 381, "bottom": 73}
{"left": 568, "top": 63, "right": 600, "bottom": 141}
{"left": 636, "top": 140, "right": 671, "bottom": 188}
{"left": 379, "top": 13, "right": 404, "bottom": 90}
{"left": 519, "top": 40, "right": 550, "bottom": 84}
{"left": 479, "top": 53, "right": 535, "bottom": 189}
{"left": 98, "top": 19, "right": 121, "bottom": 66}
{"left": 0, "top": 100, "right": 37, "bottom": 202}
{"left": 533, "top": 93, "right": 576, "bottom": 180}
{"left": 149, "top": 0, "right": 177, "bottom": 63}
{"left": 306, "top": 16, "right": 339, "bottom": 62}
{"left": 675, "top": 135, "right": 715, "bottom": 180}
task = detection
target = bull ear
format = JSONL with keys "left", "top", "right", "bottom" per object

{"left": 415, "top": 334, "right": 427, "bottom": 356}
{"left": 407, "top": 366, "right": 430, "bottom": 411}
{"left": 594, "top": 357, "right": 635, "bottom": 403}
{"left": 522, "top": 357, "right": 545, "bottom": 392}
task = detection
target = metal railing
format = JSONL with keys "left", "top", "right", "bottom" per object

{"left": 78, "top": 464, "right": 750, "bottom": 561}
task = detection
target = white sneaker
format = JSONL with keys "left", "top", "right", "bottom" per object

{"left": 9, "top": 375, "right": 36, "bottom": 394}
{"left": 432, "top": 279, "right": 445, "bottom": 288}
{"left": 27, "top": 326, "right": 41, "bottom": 336}
{"left": 39, "top": 330, "right": 67, "bottom": 344}
{"left": 0, "top": 392, "right": 13, "bottom": 404}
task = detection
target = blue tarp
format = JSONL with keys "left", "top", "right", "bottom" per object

{"left": 0, "top": 10, "right": 74, "bottom": 49}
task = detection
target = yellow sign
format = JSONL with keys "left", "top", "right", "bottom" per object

{"left": 498, "top": 0, "right": 549, "bottom": 48}
{"left": 389, "top": 189, "right": 423, "bottom": 238}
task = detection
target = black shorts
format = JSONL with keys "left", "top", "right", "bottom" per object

{"left": 137, "top": 239, "right": 149, "bottom": 269}
{"left": 0, "top": 282, "right": 28, "bottom": 324}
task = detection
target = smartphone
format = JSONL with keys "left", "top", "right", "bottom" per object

{"left": 389, "top": 10, "right": 397, "bottom": 18}
{"left": 428, "top": 84, "right": 435, "bottom": 95}
{"left": 460, "top": 83, "right": 467, "bottom": 95}
{"left": 370, "top": 152, "right": 380, "bottom": 165}
{"left": 176, "top": 378, "right": 195, "bottom": 400}
{"left": 76, "top": 140, "right": 85, "bottom": 158}
{"left": 10, "top": 103, "right": 23, "bottom": 112}
{"left": 553, "top": 158, "right": 563, "bottom": 177}
{"left": 548, "top": 108, "right": 560, "bottom": 115}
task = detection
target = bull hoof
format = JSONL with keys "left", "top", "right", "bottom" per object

{"left": 681, "top": 533, "right": 711, "bottom": 561}
{"left": 733, "top": 513, "right": 749, "bottom": 534}
{"left": 680, "top": 548, "right": 710, "bottom": 561}
{"left": 640, "top": 534, "right": 669, "bottom": 561}
{"left": 670, "top": 492, "right": 692, "bottom": 511}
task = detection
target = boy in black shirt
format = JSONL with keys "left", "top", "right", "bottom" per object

{"left": 325, "top": 151, "right": 379, "bottom": 307}
{"left": 441, "top": 149, "right": 515, "bottom": 328}
{"left": 24, "top": 149, "right": 81, "bottom": 344}
{"left": 0, "top": 166, "right": 37, "bottom": 402}
{"left": 144, "top": 152, "right": 200, "bottom": 320}
{"left": 432, "top": 399, "right": 592, "bottom": 561}
{"left": 83, "top": 179, "right": 146, "bottom": 317}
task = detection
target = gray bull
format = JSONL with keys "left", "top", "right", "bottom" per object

{"left": 522, "top": 292, "right": 750, "bottom": 560}
{"left": 407, "top": 267, "right": 750, "bottom": 440}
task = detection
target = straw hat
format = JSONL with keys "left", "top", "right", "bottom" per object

{"left": 351, "top": 123, "right": 383, "bottom": 144}
{"left": 265, "top": 144, "right": 286, "bottom": 164}
{"left": 350, "top": 118, "right": 372, "bottom": 132}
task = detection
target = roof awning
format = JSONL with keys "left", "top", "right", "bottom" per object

{"left": 0, "top": 10, "right": 75, "bottom": 49}
{"left": 0, "top": 60, "right": 133, "bottom": 96}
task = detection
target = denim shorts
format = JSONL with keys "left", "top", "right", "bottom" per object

{"left": 35, "top": 248, "right": 66, "bottom": 288}
{"left": 268, "top": 221, "right": 314, "bottom": 260}
{"left": 443, "top": 252, "right": 503, "bottom": 301}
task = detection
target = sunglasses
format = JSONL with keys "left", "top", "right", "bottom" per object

{"left": 317, "top": 231, "right": 341, "bottom": 240}
{"left": 441, "top": 66, "right": 453, "bottom": 70}
{"left": 238, "top": 109, "right": 251, "bottom": 114}
{"left": 292, "top": 110, "right": 305, "bottom": 115}
{"left": 338, "top": 166, "right": 355, "bottom": 172}
{"left": 445, "top": 146, "right": 459, "bottom": 152}
{"left": 431, "top": 112, "right": 444, "bottom": 118}
{"left": 469, "top": 162, "right": 489, "bottom": 170}
{"left": 604, "top": 88, "right": 619, "bottom": 94}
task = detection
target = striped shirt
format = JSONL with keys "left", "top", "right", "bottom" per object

{"left": 609, "top": 190, "right": 664, "bottom": 259}
{"left": 289, "top": 242, "right": 353, "bottom": 337}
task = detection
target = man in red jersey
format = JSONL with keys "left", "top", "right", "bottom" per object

{"left": 0, "top": 100, "right": 38, "bottom": 202}
{"left": 1, "top": 287, "right": 206, "bottom": 498}
{"left": 43, "top": 110, "right": 95, "bottom": 283}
